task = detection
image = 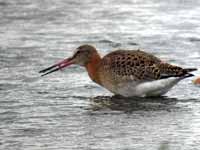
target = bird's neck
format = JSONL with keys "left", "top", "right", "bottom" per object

{"left": 85, "top": 53, "right": 101, "bottom": 84}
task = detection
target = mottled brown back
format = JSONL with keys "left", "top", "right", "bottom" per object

{"left": 98, "top": 49, "right": 195, "bottom": 84}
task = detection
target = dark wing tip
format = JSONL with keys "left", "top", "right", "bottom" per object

{"left": 183, "top": 68, "right": 197, "bottom": 72}
{"left": 159, "top": 66, "right": 197, "bottom": 79}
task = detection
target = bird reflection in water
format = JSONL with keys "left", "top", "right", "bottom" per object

{"left": 89, "top": 95, "right": 178, "bottom": 113}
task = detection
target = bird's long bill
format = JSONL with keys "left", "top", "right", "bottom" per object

{"left": 39, "top": 58, "right": 74, "bottom": 76}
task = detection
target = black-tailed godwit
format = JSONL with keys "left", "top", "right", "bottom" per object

{"left": 39, "top": 45, "right": 196, "bottom": 97}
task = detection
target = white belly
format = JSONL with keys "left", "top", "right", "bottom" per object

{"left": 113, "top": 77, "right": 182, "bottom": 97}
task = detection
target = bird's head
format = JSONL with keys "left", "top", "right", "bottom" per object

{"left": 70, "top": 44, "right": 98, "bottom": 66}
{"left": 39, "top": 45, "right": 99, "bottom": 76}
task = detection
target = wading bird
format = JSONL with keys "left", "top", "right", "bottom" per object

{"left": 39, "top": 45, "right": 196, "bottom": 97}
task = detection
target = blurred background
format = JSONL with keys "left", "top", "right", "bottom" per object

{"left": 0, "top": 0, "right": 200, "bottom": 149}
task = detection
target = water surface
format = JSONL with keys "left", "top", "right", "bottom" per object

{"left": 1, "top": 0, "right": 200, "bottom": 149}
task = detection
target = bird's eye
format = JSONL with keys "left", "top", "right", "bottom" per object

{"left": 75, "top": 50, "right": 82, "bottom": 55}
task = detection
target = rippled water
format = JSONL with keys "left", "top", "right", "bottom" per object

{"left": 1, "top": 0, "right": 200, "bottom": 149}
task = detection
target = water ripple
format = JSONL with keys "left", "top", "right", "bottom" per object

{"left": 0, "top": 0, "right": 200, "bottom": 149}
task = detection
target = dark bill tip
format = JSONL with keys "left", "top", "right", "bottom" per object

{"left": 39, "top": 64, "right": 57, "bottom": 73}
{"left": 40, "top": 67, "right": 60, "bottom": 77}
{"left": 39, "top": 58, "right": 74, "bottom": 77}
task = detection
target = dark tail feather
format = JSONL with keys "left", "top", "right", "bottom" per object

{"left": 160, "top": 73, "right": 194, "bottom": 79}
{"left": 160, "top": 68, "right": 197, "bottom": 79}
{"left": 182, "top": 73, "right": 194, "bottom": 78}
{"left": 181, "top": 68, "right": 197, "bottom": 79}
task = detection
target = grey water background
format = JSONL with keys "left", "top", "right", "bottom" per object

{"left": 1, "top": 0, "right": 200, "bottom": 149}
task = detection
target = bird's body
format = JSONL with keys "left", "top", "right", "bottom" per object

{"left": 85, "top": 49, "right": 195, "bottom": 97}
{"left": 40, "top": 45, "right": 196, "bottom": 97}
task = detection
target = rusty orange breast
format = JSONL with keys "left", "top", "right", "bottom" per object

{"left": 85, "top": 53, "right": 102, "bottom": 85}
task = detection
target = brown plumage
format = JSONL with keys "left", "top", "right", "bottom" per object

{"left": 39, "top": 45, "right": 197, "bottom": 97}
{"left": 98, "top": 50, "right": 195, "bottom": 82}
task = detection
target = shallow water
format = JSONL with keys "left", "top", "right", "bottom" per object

{"left": 1, "top": 0, "right": 200, "bottom": 149}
